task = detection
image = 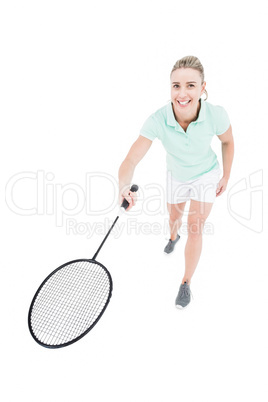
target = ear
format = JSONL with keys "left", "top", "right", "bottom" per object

{"left": 201, "top": 81, "right": 206, "bottom": 95}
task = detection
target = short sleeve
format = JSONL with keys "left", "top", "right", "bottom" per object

{"left": 140, "top": 114, "right": 159, "bottom": 141}
{"left": 215, "top": 106, "right": 231, "bottom": 136}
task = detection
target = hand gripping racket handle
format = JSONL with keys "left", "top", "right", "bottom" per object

{"left": 121, "top": 184, "right": 139, "bottom": 210}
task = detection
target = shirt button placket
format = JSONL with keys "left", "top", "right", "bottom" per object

{"left": 186, "top": 127, "right": 190, "bottom": 147}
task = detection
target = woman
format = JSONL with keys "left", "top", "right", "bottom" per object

{"left": 118, "top": 56, "right": 234, "bottom": 309}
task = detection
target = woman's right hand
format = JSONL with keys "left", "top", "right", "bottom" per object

{"left": 119, "top": 187, "right": 137, "bottom": 211}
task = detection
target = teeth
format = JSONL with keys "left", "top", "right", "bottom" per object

{"left": 179, "top": 100, "right": 190, "bottom": 105}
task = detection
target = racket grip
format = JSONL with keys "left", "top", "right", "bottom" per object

{"left": 121, "top": 184, "right": 139, "bottom": 210}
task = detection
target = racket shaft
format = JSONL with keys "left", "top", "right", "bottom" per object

{"left": 92, "top": 215, "right": 119, "bottom": 260}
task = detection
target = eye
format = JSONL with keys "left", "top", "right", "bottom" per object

{"left": 173, "top": 84, "right": 179, "bottom": 88}
{"left": 188, "top": 84, "right": 195, "bottom": 88}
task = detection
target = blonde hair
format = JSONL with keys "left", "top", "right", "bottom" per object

{"left": 171, "top": 55, "right": 208, "bottom": 101}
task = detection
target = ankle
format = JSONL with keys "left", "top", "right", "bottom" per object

{"left": 182, "top": 279, "right": 191, "bottom": 285}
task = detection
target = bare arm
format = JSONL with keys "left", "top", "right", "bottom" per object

{"left": 217, "top": 124, "right": 234, "bottom": 180}
{"left": 118, "top": 135, "right": 152, "bottom": 209}
{"left": 216, "top": 124, "right": 234, "bottom": 197}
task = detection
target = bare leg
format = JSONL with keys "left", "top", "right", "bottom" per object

{"left": 182, "top": 200, "right": 214, "bottom": 284}
{"left": 167, "top": 202, "right": 187, "bottom": 241}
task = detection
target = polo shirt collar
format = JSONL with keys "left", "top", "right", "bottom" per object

{"left": 167, "top": 99, "right": 206, "bottom": 130}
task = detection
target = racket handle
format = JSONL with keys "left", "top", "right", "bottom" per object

{"left": 121, "top": 184, "right": 139, "bottom": 210}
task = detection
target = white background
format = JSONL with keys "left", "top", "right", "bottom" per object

{"left": 1, "top": 1, "right": 268, "bottom": 401}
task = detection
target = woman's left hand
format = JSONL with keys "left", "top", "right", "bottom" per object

{"left": 216, "top": 176, "right": 229, "bottom": 197}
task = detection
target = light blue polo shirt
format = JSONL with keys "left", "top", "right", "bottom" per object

{"left": 140, "top": 99, "right": 230, "bottom": 182}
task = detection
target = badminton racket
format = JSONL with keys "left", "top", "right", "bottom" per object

{"left": 28, "top": 184, "right": 138, "bottom": 348}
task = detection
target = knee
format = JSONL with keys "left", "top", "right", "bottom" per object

{"left": 187, "top": 218, "right": 204, "bottom": 236}
{"left": 170, "top": 213, "right": 182, "bottom": 226}
{"left": 168, "top": 203, "right": 185, "bottom": 222}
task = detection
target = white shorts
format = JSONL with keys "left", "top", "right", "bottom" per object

{"left": 167, "top": 167, "right": 222, "bottom": 204}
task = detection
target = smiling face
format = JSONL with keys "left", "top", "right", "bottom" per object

{"left": 170, "top": 68, "right": 206, "bottom": 123}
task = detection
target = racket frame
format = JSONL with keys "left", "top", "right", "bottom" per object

{"left": 28, "top": 258, "right": 113, "bottom": 349}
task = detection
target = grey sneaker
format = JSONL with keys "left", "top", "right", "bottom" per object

{"left": 175, "top": 282, "right": 192, "bottom": 309}
{"left": 164, "top": 234, "right": 180, "bottom": 254}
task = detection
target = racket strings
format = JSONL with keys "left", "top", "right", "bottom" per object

{"left": 39, "top": 263, "right": 108, "bottom": 343}
{"left": 32, "top": 262, "right": 109, "bottom": 345}
{"left": 32, "top": 265, "right": 89, "bottom": 339}
{"left": 29, "top": 260, "right": 112, "bottom": 346}
{"left": 34, "top": 263, "right": 90, "bottom": 344}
